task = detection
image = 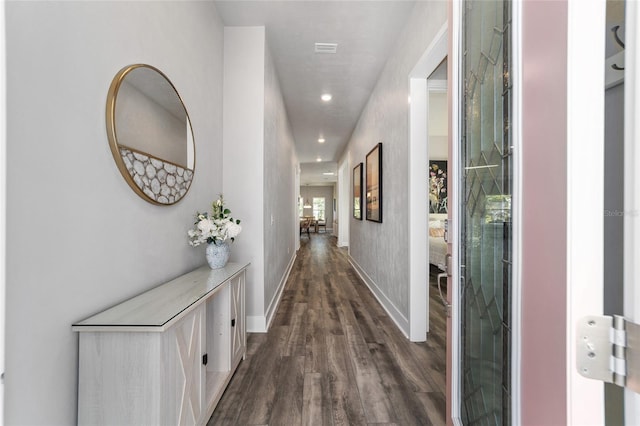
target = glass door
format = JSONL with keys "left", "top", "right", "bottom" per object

{"left": 459, "top": 0, "right": 513, "bottom": 424}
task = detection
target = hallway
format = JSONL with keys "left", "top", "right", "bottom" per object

{"left": 208, "top": 234, "right": 446, "bottom": 425}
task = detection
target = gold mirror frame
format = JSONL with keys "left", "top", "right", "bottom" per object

{"left": 106, "top": 64, "right": 196, "bottom": 205}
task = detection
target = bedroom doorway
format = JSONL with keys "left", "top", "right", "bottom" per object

{"left": 408, "top": 23, "right": 447, "bottom": 342}
{"left": 427, "top": 59, "right": 449, "bottom": 321}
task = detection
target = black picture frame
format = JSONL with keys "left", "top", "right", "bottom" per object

{"left": 353, "top": 163, "right": 363, "bottom": 220}
{"left": 366, "top": 143, "right": 382, "bottom": 222}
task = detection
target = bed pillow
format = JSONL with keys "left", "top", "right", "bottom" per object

{"left": 429, "top": 227, "right": 445, "bottom": 237}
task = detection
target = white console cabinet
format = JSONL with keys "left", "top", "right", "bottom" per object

{"left": 73, "top": 262, "right": 248, "bottom": 425}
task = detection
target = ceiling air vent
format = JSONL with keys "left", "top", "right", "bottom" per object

{"left": 314, "top": 43, "right": 338, "bottom": 54}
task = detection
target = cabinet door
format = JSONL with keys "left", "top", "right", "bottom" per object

{"left": 163, "top": 304, "right": 205, "bottom": 425}
{"left": 230, "top": 272, "right": 245, "bottom": 365}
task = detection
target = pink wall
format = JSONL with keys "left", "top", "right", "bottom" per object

{"left": 521, "top": 0, "right": 568, "bottom": 424}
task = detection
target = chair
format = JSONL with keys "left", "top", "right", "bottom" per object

{"left": 317, "top": 219, "right": 326, "bottom": 233}
{"left": 300, "top": 218, "right": 311, "bottom": 237}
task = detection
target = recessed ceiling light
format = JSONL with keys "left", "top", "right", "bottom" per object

{"left": 318, "top": 138, "right": 325, "bottom": 143}
{"left": 321, "top": 94, "right": 332, "bottom": 102}
{"left": 316, "top": 157, "right": 322, "bottom": 162}
{"left": 322, "top": 172, "right": 334, "bottom": 176}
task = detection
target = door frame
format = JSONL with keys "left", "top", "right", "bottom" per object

{"left": 337, "top": 156, "right": 349, "bottom": 248}
{"left": 624, "top": 0, "right": 640, "bottom": 422}
{"left": 408, "top": 23, "right": 447, "bottom": 342}
{"left": 0, "top": 1, "right": 6, "bottom": 418}
{"left": 565, "top": 0, "right": 607, "bottom": 424}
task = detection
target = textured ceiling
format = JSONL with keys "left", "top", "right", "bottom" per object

{"left": 214, "top": 0, "right": 416, "bottom": 183}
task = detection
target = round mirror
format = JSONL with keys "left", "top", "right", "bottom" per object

{"left": 106, "top": 64, "right": 195, "bottom": 205}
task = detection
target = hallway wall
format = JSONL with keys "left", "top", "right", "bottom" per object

{"left": 5, "top": 2, "right": 225, "bottom": 423}
{"left": 263, "top": 42, "right": 299, "bottom": 328}
{"left": 340, "top": 1, "right": 447, "bottom": 334}
{"left": 223, "top": 27, "right": 298, "bottom": 332}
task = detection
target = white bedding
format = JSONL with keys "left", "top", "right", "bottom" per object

{"left": 429, "top": 236, "right": 447, "bottom": 270}
{"left": 429, "top": 214, "right": 448, "bottom": 270}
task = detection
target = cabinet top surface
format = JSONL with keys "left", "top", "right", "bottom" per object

{"left": 73, "top": 262, "right": 249, "bottom": 331}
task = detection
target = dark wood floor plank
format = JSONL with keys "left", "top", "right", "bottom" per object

{"left": 233, "top": 326, "right": 289, "bottom": 425}
{"left": 326, "top": 334, "right": 368, "bottom": 426}
{"left": 368, "top": 342, "right": 434, "bottom": 425}
{"left": 322, "top": 275, "right": 345, "bottom": 336}
{"left": 416, "top": 391, "right": 447, "bottom": 426}
{"left": 304, "top": 307, "right": 328, "bottom": 374}
{"left": 282, "top": 302, "right": 307, "bottom": 356}
{"left": 269, "top": 355, "right": 305, "bottom": 425}
{"left": 302, "top": 372, "right": 333, "bottom": 426}
{"left": 208, "top": 234, "right": 446, "bottom": 425}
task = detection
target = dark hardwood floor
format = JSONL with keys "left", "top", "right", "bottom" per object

{"left": 208, "top": 233, "right": 447, "bottom": 426}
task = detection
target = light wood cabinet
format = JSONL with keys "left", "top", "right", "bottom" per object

{"left": 73, "top": 263, "right": 249, "bottom": 425}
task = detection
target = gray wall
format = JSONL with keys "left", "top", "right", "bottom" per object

{"left": 5, "top": 2, "right": 224, "bottom": 423}
{"left": 300, "top": 185, "right": 335, "bottom": 229}
{"left": 263, "top": 41, "right": 298, "bottom": 322}
{"left": 223, "top": 27, "right": 298, "bottom": 331}
{"left": 340, "top": 1, "right": 447, "bottom": 327}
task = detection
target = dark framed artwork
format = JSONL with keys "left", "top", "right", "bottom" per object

{"left": 428, "top": 160, "right": 448, "bottom": 214}
{"left": 353, "top": 163, "right": 363, "bottom": 220}
{"left": 366, "top": 143, "right": 382, "bottom": 222}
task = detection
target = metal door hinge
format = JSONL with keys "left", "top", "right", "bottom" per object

{"left": 577, "top": 315, "right": 640, "bottom": 393}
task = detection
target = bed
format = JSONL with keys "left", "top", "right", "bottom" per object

{"left": 429, "top": 214, "right": 448, "bottom": 271}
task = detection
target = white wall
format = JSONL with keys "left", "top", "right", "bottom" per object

{"left": 429, "top": 92, "right": 448, "bottom": 160}
{"left": 337, "top": 156, "right": 350, "bottom": 247}
{"left": 340, "top": 1, "right": 447, "bottom": 334}
{"left": 223, "top": 27, "right": 297, "bottom": 332}
{"left": 5, "top": 2, "right": 224, "bottom": 423}
{"left": 223, "top": 27, "right": 266, "bottom": 332}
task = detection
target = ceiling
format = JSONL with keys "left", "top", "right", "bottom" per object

{"left": 214, "top": 0, "right": 417, "bottom": 184}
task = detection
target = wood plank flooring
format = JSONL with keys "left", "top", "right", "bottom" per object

{"left": 208, "top": 234, "right": 446, "bottom": 426}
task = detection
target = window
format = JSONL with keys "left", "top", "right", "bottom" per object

{"left": 312, "top": 197, "right": 325, "bottom": 220}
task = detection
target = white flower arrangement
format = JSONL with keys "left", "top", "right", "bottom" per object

{"left": 188, "top": 195, "right": 242, "bottom": 247}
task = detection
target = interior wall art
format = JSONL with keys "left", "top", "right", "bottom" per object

{"left": 366, "top": 143, "right": 382, "bottom": 222}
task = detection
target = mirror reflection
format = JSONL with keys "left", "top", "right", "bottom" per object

{"left": 106, "top": 64, "right": 195, "bottom": 205}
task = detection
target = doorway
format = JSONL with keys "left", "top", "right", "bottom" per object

{"left": 408, "top": 23, "right": 447, "bottom": 343}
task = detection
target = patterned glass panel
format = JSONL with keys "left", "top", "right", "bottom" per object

{"left": 460, "top": 1, "right": 512, "bottom": 425}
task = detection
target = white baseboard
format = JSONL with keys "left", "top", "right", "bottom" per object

{"left": 247, "top": 252, "right": 296, "bottom": 333}
{"left": 246, "top": 315, "right": 266, "bottom": 332}
{"left": 348, "top": 256, "right": 410, "bottom": 338}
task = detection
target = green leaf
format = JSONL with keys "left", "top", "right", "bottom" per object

{"left": 223, "top": 209, "right": 231, "bottom": 215}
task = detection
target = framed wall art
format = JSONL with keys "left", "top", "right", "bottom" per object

{"left": 428, "top": 160, "right": 448, "bottom": 213}
{"left": 366, "top": 143, "right": 382, "bottom": 222}
{"left": 353, "top": 163, "right": 363, "bottom": 220}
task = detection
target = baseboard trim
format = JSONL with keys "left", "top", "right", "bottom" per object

{"left": 247, "top": 252, "right": 296, "bottom": 333}
{"left": 265, "top": 252, "right": 296, "bottom": 330}
{"left": 247, "top": 315, "right": 266, "bottom": 332}
{"left": 348, "top": 255, "right": 410, "bottom": 338}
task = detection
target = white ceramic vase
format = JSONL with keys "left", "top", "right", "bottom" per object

{"left": 205, "top": 240, "right": 230, "bottom": 269}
